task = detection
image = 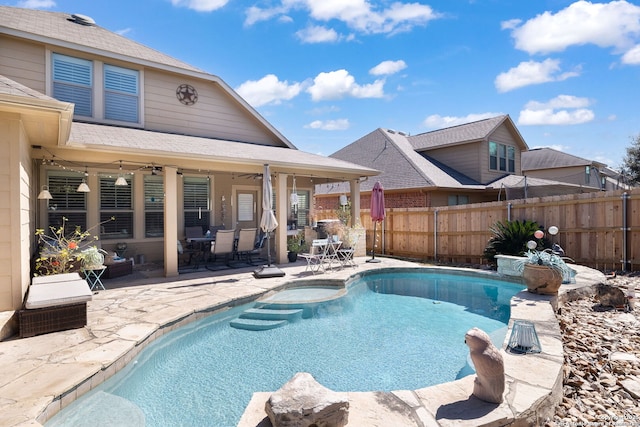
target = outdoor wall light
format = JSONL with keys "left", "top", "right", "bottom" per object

{"left": 37, "top": 185, "right": 52, "bottom": 200}
{"left": 507, "top": 320, "right": 541, "bottom": 354}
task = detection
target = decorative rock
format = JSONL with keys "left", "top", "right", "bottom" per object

{"left": 265, "top": 372, "right": 349, "bottom": 427}
{"left": 465, "top": 327, "right": 505, "bottom": 404}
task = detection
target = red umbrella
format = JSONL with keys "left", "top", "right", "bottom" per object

{"left": 367, "top": 181, "right": 385, "bottom": 262}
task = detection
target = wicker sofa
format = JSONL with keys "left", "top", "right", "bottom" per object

{"left": 18, "top": 273, "right": 93, "bottom": 338}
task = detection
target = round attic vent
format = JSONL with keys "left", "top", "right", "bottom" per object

{"left": 70, "top": 13, "right": 96, "bottom": 26}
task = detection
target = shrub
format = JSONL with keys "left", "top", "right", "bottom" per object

{"left": 483, "top": 219, "right": 547, "bottom": 266}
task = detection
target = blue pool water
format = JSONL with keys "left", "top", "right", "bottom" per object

{"left": 48, "top": 270, "right": 522, "bottom": 427}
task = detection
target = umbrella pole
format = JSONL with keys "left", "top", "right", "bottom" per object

{"left": 367, "top": 221, "right": 381, "bottom": 263}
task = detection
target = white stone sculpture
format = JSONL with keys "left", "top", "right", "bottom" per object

{"left": 465, "top": 327, "right": 505, "bottom": 404}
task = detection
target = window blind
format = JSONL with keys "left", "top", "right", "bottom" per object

{"left": 52, "top": 54, "right": 93, "bottom": 117}
{"left": 104, "top": 65, "right": 139, "bottom": 123}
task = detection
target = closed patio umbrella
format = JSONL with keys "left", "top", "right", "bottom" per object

{"left": 254, "top": 164, "right": 285, "bottom": 278}
{"left": 367, "top": 181, "right": 385, "bottom": 263}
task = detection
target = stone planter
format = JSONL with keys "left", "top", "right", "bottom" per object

{"left": 522, "top": 263, "right": 563, "bottom": 295}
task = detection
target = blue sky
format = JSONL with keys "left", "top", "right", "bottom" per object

{"left": 6, "top": 0, "right": 640, "bottom": 169}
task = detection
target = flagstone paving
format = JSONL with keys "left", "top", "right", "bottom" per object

{"left": 0, "top": 258, "right": 605, "bottom": 426}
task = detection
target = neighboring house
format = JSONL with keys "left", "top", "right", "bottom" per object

{"left": 316, "top": 115, "right": 594, "bottom": 211}
{"left": 0, "top": 6, "right": 377, "bottom": 311}
{"left": 522, "top": 147, "right": 630, "bottom": 191}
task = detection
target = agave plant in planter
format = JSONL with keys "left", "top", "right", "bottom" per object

{"left": 516, "top": 244, "right": 573, "bottom": 295}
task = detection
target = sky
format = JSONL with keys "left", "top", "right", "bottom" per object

{"left": 5, "top": 0, "right": 640, "bottom": 169}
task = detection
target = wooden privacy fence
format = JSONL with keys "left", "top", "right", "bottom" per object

{"left": 316, "top": 188, "right": 640, "bottom": 272}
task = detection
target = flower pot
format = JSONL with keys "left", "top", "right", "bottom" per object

{"left": 287, "top": 251, "right": 298, "bottom": 263}
{"left": 522, "top": 263, "right": 563, "bottom": 295}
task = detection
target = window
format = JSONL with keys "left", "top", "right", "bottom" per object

{"left": 52, "top": 53, "right": 140, "bottom": 124}
{"left": 238, "top": 193, "right": 255, "bottom": 221}
{"left": 489, "top": 141, "right": 515, "bottom": 173}
{"left": 144, "top": 176, "right": 164, "bottom": 237}
{"left": 448, "top": 195, "right": 469, "bottom": 206}
{"left": 290, "top": 190, "right": 310, "bottom": 227}
{"left": 53, "top": 54, "right": 93, "bottom": 117}
{"left": 99, "top": 175, "right": 133, "bottom": 239}
{"left": 585, "top": 166, "right": 591, "bottom": 184}
{"left": 104, "top": 65, "right": 139, "bottom": 123}
{"left": 183, "top": 177, "right": 210, "bottom": 230}
{"left": 46, "top": 172, "right": 87, "bottom": 232}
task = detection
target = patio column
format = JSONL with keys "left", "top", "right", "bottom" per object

{"left": 276, "top": 172, "right": 288, "bottom": 264}
{"left": 350, "top": 179, "right": 361, "bottom": 227}
{"left": 164, "top": 166, "right": 178, "bottom": 277}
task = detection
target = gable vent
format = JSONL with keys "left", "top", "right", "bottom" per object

{"left": 69, "top": 13, "right": 96, "bottom": 26}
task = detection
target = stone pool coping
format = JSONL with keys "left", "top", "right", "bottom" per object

{"left": 0, "top": 259, "right": 605, "bottom": 426}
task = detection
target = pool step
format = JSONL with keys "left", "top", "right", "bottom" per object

{"left": 240, "top": 308, "right": 304, "bottom": 321}
{"left": 230, "top": 318, "right": 288, "bottom": 331}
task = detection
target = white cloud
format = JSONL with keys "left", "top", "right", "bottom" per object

{"left": 235, "top": 74, "right": 303, "bottom": 107}
{"left": 423, "top": 112, "right": 504, "bottom": 129}
{"left": 305, "top": 119, "right": 350, "bottom": 130}
{"left": 245, "top": 5, "right": 287, "bottom": 26}
{"left": 495, "top": 59, "right": 580, "bottom": 92}
{"left": 507, "top": 0, "right": 640, "bottom": 55}
{"left": 370, "top": 60, "right": 407, "bottom": 76}
{"left": 518, "top": 94, "right": 595, "bottom": 125}
{"left": 115, "top": 28, "right": 132, "bottom": 36}
{"left": 296, "top": 25, "right": 340, "bottom": 43}
{"left": 622, "top": 44, "right": 640, "bottom": 64}
{"left": 16, "top": 0, "right": 55, "bottom": 8}
{"left": 500, "top": 19, "right": 521, "bottom": 30}
{"left": 245, "top": 0, "right": 441, "bottom": 36}
{"left": 307, "top": 69, "right": 385, "bottom": 101}
{"left": 170, "top": 0, "right": 228, "bottom": 12}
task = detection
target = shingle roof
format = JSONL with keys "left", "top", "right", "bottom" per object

{"left": 521, "top": 147, "right": 604, "bottom": 171}
{"left": 408, "top": 115, "right": 518, "bottom": 150}
{"left": 0, "top": 6, "right": 202, "bottom": 73}
{"left": 329, "top": 128, "right": 479, "bottom": 192}
{"left": 68, "top": 122, "right": 378, "bottom": 176}
{"left": 0, "top": 74, "right": 56, "bottom": 100}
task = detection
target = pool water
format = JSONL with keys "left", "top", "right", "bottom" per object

{"left": 48, "top": 270, "right": 522, "bottom": 427}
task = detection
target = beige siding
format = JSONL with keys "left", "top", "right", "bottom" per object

{"left": 428, "top": 144, "right": 483, "bottom": 182}
{"left": 0, "top": 37, "right": 46, "bottom": 93}
{"left": 0, "top": 112, "right": 32, "bottom": 311}
{"left": 144, "top": 70, "right": 283, "bottom": 145}
{"left": 526, "top": 166, "right": 592, "bottom": 187}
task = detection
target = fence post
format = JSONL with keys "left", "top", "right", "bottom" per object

{"left": 622, "top": 192, "right": 630, "bottom": 272}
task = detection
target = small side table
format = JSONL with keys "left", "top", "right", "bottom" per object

{"left": 83, "top": 266, "right": 106, "bottom": 291}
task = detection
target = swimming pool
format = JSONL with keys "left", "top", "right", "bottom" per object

{"left": 47, "top": 269, "right": 522, "bottom": 427}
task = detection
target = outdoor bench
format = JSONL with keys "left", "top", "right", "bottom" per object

{"left": 18, "top": 273, "right": 92, "bottom": 338}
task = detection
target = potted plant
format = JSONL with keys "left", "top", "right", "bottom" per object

{"left": 35, "top": 216, "right": 113, "bottom": 276}
{"left": 516, "top": 240, "right": 573, "bottom": 295}
{"left": 80, "top": 246, "right": 108, "bottom": 270}
{"left": 287, "top": 234, "right": 306, "bottom": 262}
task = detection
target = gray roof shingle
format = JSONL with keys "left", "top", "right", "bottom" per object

{"left": 0, "top": 6, "right": 203, "bottom": 73}
{"left": 522, "top": 147, "right": 604, "bottom": 171}
{"left": 408, "top": 115, "right": 511, "bottom": 150}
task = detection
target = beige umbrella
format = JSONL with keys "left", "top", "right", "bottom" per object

{"left": 254, "top": 164, "right": 285, "bottom": 278}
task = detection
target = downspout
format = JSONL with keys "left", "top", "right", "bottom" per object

{"left": 622, "top": 192, "right": 630, "bottom": 272}
{"left": 507, "top": 202, "right": 512, "bottom": 222}
{"left": 434, "top": 210, "right": 438, "bottom": 262}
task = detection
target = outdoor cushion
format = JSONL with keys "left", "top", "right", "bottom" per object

{"left": 25, "top": 276, "right": 92, "bottom": 309}
{"left": 32, "top": 272, "right": 83, "bottom": 285}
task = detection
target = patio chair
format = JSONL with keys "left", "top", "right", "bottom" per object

{"left": 337, "top": 234, "right": 359, "bottom": 268}
{"left": 245, "top": 231, "right": 267, "bottom": 265}
{"left": 181, "top": 226, "right": 205, "bottom": 268}
{"left": 207, "top": 229, "right": 236, "bottom": 270}
{"left": 299, "top": 239, "right": 330, "bottom": 274}
{"left": 234, "top": 228, "right": 257, "bottom": 265}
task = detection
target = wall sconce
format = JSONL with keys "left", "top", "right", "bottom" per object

{"left": 77, "top": 167, "right": 90, "bottom": 192}
{"left": 339, "top": 194, "right": 348, "bottom": 206}
{"left": 37, "top": 185, "right": 52, "bottom": 200}
{"left": 115, "top": 161, "right": 128, "bottom": 186}
{"left": 507, "top": 320, "right": 541, "bottom": 354}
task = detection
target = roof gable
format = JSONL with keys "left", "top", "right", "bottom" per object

{"left": 408, "top": 115, "right": 527, "bottom": 151}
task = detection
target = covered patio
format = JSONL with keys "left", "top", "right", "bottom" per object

{"left": 33, "top": 121, "right": 378, "bottom": 279}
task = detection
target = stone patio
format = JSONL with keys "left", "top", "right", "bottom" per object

{"left": 0, "top": 258, "right": 605, "bottom": 426}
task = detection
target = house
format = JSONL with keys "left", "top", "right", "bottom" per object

{"left": 316, "top": 115, "right": 595, "bottom": 211}
{"left": 0, "top": 6, "right": 378, "bottom": 311}
{"left": 522, "top": 147, "right": 629, "bottom": 191}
